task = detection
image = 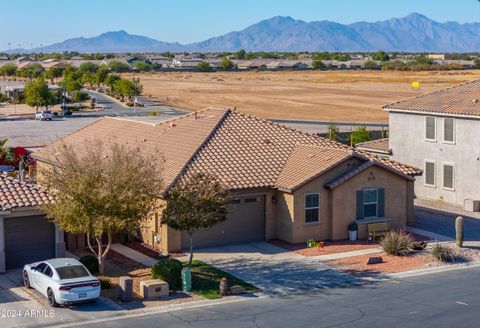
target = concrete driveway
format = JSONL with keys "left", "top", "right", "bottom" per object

{"left": 415, "top": 206, "right": 480, "bottom": 241}
{"left": 0, "top": 269, "right": 122, "bottom": 328}
{"left": 192, "top": 242, "right": 364, "bottom": 296}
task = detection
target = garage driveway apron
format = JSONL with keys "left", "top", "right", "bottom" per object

{"left": 0, "top": 269, "right": 122, "bottom": 328}
{"left": 191, "top": 242, "right": 364, "bottom": 296}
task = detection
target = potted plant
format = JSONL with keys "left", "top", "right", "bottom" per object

{"left": 348, "top": 222, "right": 358, "bottom": 241}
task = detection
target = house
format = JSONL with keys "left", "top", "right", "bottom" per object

{"left": 32, "top": 108, "right": 419, "bottom": 253}
{"left": 385, "top": 79, "right": 480, "bottom": 210}
{"left": 266, "top": 60, "right": 309, "bottom": 70}
{"left": 236, "top": 60, "right": 269, "bottom": 70}
{"left": 427, "top": 54, "right": 445, "bottom": 60}
{"left": 0, "top": 173, "right": 64, "bottom": 272}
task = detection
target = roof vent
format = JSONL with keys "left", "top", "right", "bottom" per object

{"left": 194, "top": 111, "right": 198, "bottom": 119}
{"left": 473, "top": 98, "right": 479, "bottom": 104}
{"left": 264, "top": 139, "right": 272, "bottom": 144}
{"left": 170, "top": 123, "right": 176, "bottom": 128}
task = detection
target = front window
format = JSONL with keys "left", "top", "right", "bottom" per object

{"left": 305, "top": 193, "right": 319, "bottom": 223}
{"left": 443, "top": 164, "right": 454, "bottom": 189}
{"left": 425, "top": 161, "right": 435, "bottom": 186}
{"left": 425, "top": 117, "right": 436, "bottom": 140}
{"left": 444, "top": 118, "right": 455, "bottom": 143}
{"left": 363, "top": 189, "right": 378, "bottom": 218}
{"left": 56, "top": 265, "right": 90, "bottom": 279}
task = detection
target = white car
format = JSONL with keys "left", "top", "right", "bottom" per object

{"left": 35, "top": 110, "right": 53, "bottom": 120}
{"left": 23, "top": 258, "right": 101, "bottom": 307}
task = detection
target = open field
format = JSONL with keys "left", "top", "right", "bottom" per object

{"left": 128, "top": 70, "right": 480, "bottom": 123}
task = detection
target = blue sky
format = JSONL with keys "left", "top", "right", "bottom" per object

{"left": 2, "top": 0, "right": 480, "bottom": 49}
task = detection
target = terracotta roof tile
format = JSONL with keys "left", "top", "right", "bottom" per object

{"left": 355, "top": 138, "right": 391, "bottom": 155}
{"left": 0, "top": 173, "right": 54, "bottom": 210}
{"left": 33, "top": 108, "right": 421, "bottom": 193}
{"left": 384, "top": 79, "right": 480, "bottom": 117}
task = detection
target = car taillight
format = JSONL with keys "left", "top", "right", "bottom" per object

{"left": 59, "top": 286, "right": 72, "bottom": 291}
{"left": 91, "top": 282, "right": 100, "bottom": 287}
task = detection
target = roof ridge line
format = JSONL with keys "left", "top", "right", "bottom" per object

{"left": 162, "top": 108, "right": 232, "bottom": 195}
{"left": 383, "top": 78, "right": 480, "bottom": 110}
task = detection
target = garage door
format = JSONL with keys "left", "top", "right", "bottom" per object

{"left": 5, "top": 215, "right": 55, "bottom": 269}
{"left": 182, "top": 195, "right": 266, "bottom": 250}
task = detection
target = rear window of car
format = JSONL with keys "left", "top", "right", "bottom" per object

{"left": 56, "top": 265, "right": 90, "bottom": 279}
{"left": 43, "top": 111, "right": 52, "bottom": 114}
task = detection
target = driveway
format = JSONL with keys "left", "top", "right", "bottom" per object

{"left": 415, "top": 206, "right": 480, "bottom": 241}
{"left": 192, "top": 242, "right": 365, "bottom": 296}
{"left": 0, "top": 269, "right": 122, "bottom": 328}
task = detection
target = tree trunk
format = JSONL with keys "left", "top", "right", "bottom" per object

{"left": 86, "top": 232, "right": 113, "bottom": 275}
{"left": 188, "top": 233, "right": 194, "bottom": 268}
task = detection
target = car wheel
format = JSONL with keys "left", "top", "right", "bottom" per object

{"left": 47, "top": 288, "right": 58, "bottom": 307}
{"left": 23, "top": 271, "right": 31, "bottom": 288}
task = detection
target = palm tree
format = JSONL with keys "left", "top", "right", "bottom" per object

{"left": 0, "top": 138, "right": 13, "bottom": 162}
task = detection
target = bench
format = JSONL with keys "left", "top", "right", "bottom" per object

{"left": 368, "top": 222, "right": 391, "bottom": 241}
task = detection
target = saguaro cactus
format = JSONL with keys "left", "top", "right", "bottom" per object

{"left": 455, "top": 216, "right": 464, "bottom": 247}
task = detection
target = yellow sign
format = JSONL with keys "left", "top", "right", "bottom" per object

{"left": 412, "top": 81, "right": 420, "bottom": 88}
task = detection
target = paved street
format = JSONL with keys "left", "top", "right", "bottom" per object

{"left": 67, "top": 265, "right": 480, "bottom": 328}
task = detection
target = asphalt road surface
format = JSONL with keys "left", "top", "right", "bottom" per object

{"left": 75, "top": 266, "right": 480, "bottom": 328}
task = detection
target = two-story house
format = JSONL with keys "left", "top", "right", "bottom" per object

{"left": 385, "top": 79, "right": 480, "bottom": 210}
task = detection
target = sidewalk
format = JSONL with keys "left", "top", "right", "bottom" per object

{"left": 416, "top": 198, "right": 480, "bottom": 220}
{"left": 309, "top": 247, "right": 383, "bottom": 261}
{"left": 110, "top": 243, "right": 157, "bottom": 267}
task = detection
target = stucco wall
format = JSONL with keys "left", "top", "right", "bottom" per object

{"left": 390, "top": 111, "right": 480, "bottom": 206}
{"left": 331, "top": 166, "right": 409, "bottom": 240}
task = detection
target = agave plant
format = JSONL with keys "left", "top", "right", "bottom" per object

{"left": 0, "top": 138, "right": 13, "bottom": 162}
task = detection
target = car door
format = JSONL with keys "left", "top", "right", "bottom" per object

{"left": 38, "top": 265, "right": 54, "bottom": 296}
{"left": 31, "top": 262, "right": 47, "bottom": 290}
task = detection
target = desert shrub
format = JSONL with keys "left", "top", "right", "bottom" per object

{"left": 97, "top": 276, "right": 111, "bottom": 289}
{"left": 381, "top": 230, "right": 413, "bottom": 256}
{"left": 431, "top": 243, "right": 456, "bottom": 263}
{"left": 80, "top": 255, "right": 99, "bottom": 274}
{"left": 148, "top": 109, "right": 159, "bottom": 116}
{"left": 151, "top": 259, "right": 182, "bottom": 289}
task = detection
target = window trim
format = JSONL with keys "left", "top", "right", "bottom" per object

{"left": 442, "top": 162, "right": 455, "bottom": 191}
{"left": 425, "top": 116, "right": 437, "bottom": 142}
{"left": 424, "top": 160, "right": 436, "bottom": 188}
{"left": 363, "top": 188, "right": 378, "bottom": 219}
{"left": 443, "top": 118, "right": 455, "bottom": 144}
{"left": 304, "top": 192, "right": 320, "bottom": 224}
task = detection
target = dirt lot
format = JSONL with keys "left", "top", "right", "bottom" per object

{"left": 128, "top": 70, "right": 480, "bottom": 123}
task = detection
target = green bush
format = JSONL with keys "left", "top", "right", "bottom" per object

{"left": 71, "top": 90, "right": 90, "bottom": 102}
{"left": 97, "top": 276, "right": 111, "bottom": 289}
{"left": 431, "top": 243, "right": 456, "bottom": 263}
{"left": 380, "top": 230, "right": 413, "bottom": 256}
{"left": 151, "top": 259, "right": 182, "bottom": 289}
{"left": 80, "top": 255, "right": 99, "bottom": 274}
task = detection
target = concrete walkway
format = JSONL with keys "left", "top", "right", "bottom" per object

{"left": 406, "top": 226, "right": 454, "bottom": 242}
{"left": 309, "top": 247, "right": 382, "bottom": 261}
{"left": 110, "top": 243, "right": 157, "bottom": 267}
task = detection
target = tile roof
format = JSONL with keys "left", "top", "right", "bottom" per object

{"left": 33, "top": 108, "right": 421, "bottom": 194}
{"left": 0, "top": 173, "right": 54, "bottom": 210}
{"left": 384, "top": 79, "right": 480, "bottom": 117}
{"left": 355, "top": 138, "right": 391, "bottom": 155}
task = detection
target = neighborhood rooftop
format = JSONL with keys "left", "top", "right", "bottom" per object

{"left": 33, "top": 108, "right": 421, "bottom": 193}
{"left": 0, "top": 173, "right": 54, "bottom": 211}
{"left": 383, "top": 79, "right": 480, "bottom": 117}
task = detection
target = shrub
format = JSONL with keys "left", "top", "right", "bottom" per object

{"left": 380, "top": 230, "right": 413, "bottom": 256}
{"left": 97, "top": 276, "right": 111, "bottom": 289}
{"left": 431, "top": 243, "right": 456, "bottom": 263}
{"left": 151, "top": 259, "right": 182, "bottom": 289}
{"left": 348, "top": 222, "right": 358, "bottom": 231}
{"left": 80, "top": 255, "right": 99, "bottom": 274}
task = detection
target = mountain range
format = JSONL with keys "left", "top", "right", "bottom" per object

{"left": 14, "top": 13, "right": 480, "bottom": 53}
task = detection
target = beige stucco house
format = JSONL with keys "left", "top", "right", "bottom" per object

{"left": 33, "top": 108, "right": 420, "bottom": 253}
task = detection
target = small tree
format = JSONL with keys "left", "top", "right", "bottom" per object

{"left": 372, "top": 51, "right": 390, "bottom": 62}
{"left": 95, "top": 66, "right": 109, "bottom": 88}
{"left": 311, "top": 60, "right": 324, "bottom": 70}
{"left": 350, "top": 126, "right": 371, "bottom": 146}
{"left": 220, "top": 58, "right": 234, "bottom": 70}
{"left": 196, "top": 62, "right": 211, "bottom": 72}
{"left": 0, "top": 64, "right": 17, "bottom": 78}
{"left": 0, "top": 138, "right": 13, "bottom": 162}
{"left": 108, "top": 60, "right": 130, "bottom": 73}
{"left": 327, "top": 123, "right": 339, "bottom": 141}
{"left": 162, "top": 172, "right": 231, "bottom": 268}
{"left": 41, "top": 141, "right": 163, "bottom": 274}
{"left": 24, "top": 79, "right": 55, "bottom": 112}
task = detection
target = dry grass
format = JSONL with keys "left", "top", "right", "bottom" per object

{"left": 126, "top": 70, "right": 480, "bottom": 123}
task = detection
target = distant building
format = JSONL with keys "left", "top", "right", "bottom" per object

{"left": 427, "top": 54, "right": 445, "bottom": 60}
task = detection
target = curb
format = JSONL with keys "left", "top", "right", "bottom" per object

{"left": 388, "top": 260, "right": 480, "bottom": 279}
{"left": 35, "top": 293, "right": 265, "bottom": 328}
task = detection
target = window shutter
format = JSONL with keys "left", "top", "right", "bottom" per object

{"left": 356, "top": 191, "right": 364, "bottom": 219}
{"left": 378, "top": 188, "right": 385, "bottom": 217}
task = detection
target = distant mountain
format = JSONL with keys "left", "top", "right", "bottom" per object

{"left": 34, "top": 30, "right": 184, "bottom": 53}
{"left": 11, "top": 13, "right": 480, "bottom": 53}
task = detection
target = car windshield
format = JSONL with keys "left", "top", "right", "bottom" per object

{"left": 42, "top": 111, "right": 52, "bottom": 114}
{"left": 56, "top": 265, "right": 90, "bottom": 280}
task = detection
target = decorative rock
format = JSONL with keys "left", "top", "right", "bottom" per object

{"left": 229, "top": 285, "right": 245, "bottom": 295}
{"left": 366, "top": 256, "right": 383, "bottom": 265}
{"left": 412, "top": 241, "right": 427, "bottom": 250}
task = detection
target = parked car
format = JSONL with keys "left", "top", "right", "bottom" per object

{"left": 35, "top": 110, "right": 53, "bottom": 120}
{"left": 23, "top": 258, "right": 101, "bottom": 307}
